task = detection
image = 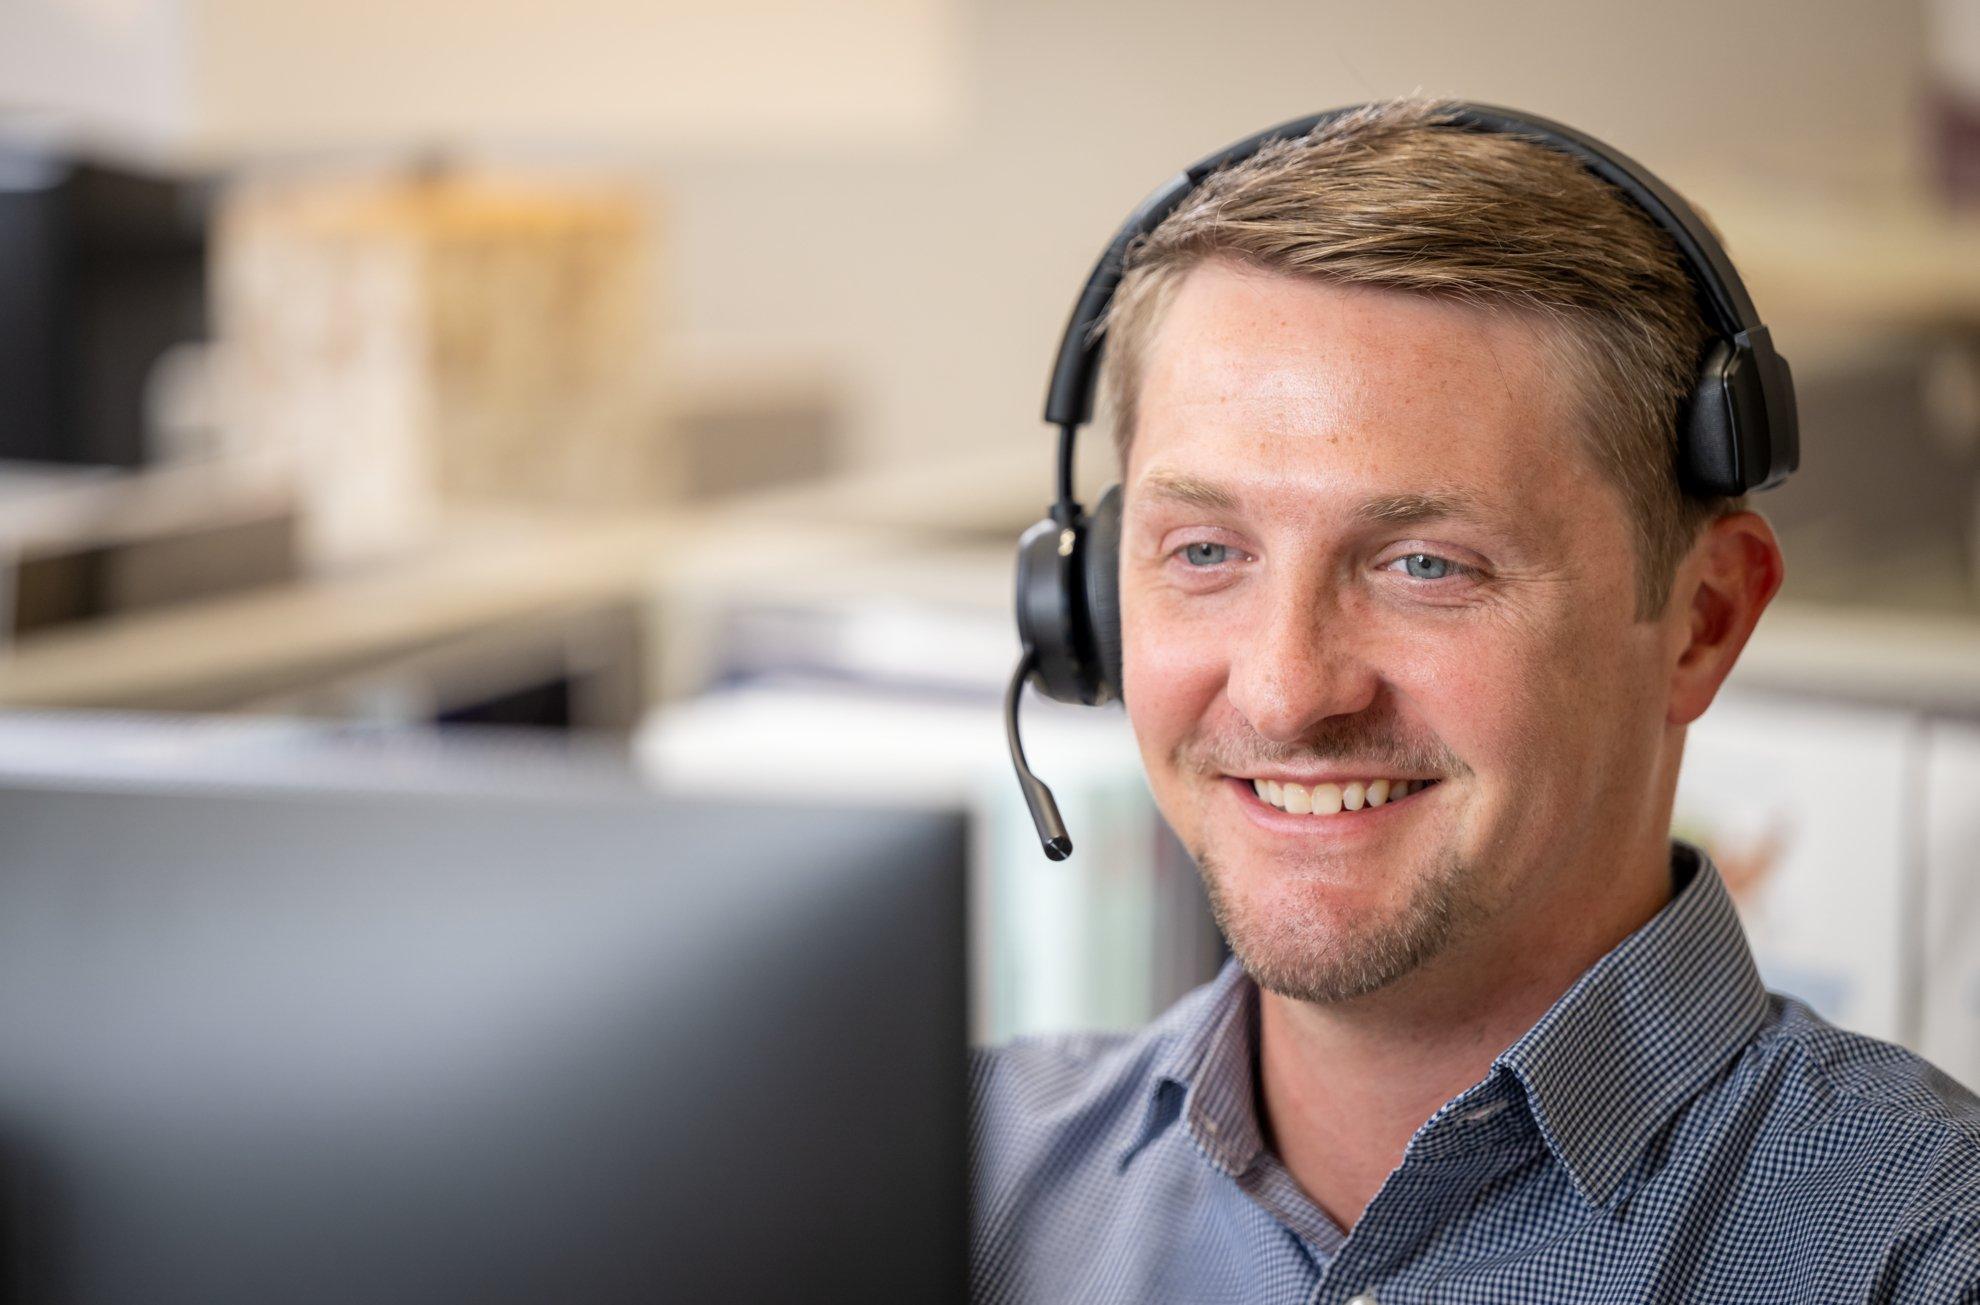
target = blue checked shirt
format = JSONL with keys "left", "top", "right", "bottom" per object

{"left": 970, "top": 841, "right": 1980, "bottom": 1303}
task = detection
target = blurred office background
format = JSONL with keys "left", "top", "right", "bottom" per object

{"left": 2, "top": 0, "right": 1979, "bottom": 1071}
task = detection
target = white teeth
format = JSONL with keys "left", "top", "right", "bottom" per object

{"left": 1249, "top": 775, "right": 1430, "bottom": 814}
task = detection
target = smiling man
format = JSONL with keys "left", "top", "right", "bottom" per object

{"left": 973, "top": 102, "right": 1980, "bottom": 1304}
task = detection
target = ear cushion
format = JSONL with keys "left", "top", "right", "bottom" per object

{"left": 1082, "top": 484, "right": 1124, "bottom": 704}
{"left": 1681, "top": 335, "right": 1796, "bottom": 496}
{"left": 1016, "top": 515, "right": 1092, "bottom": 704}
{"left": 1680, "top": 339, "right": 1739, "bottom": 496}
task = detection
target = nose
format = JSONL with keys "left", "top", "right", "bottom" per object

{"left": 1224, "top": 571, "right": 1381, "bottom": 745}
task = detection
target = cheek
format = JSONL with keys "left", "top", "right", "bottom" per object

{"left": 1402, "top": 647, "right": 1530, "bottom": 776}
{"left": 1384, "top": 615, "right": 1585, "bottom": 778}
{"left": 1120, "top": 594, "right": 1223, "bottom": 748}
{"left": 1394, "top": 606, "right": 1644, "bottom": 801}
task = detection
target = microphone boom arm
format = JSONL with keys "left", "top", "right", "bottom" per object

{"left": 1005, "top": 652, "right": 1073, "bottom": 860}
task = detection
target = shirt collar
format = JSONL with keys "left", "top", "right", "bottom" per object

{"left": 1118, "top": 840, "right": 1770, "bottom": 1210}
{"left": 1492, "top": 839, "right": 1769, "bottom": 1207}
{"left": 1118, "top": 956, "right": 1259, "bottom": 1175}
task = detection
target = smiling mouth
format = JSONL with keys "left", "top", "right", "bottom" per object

{"left": 1242, "top": 776, "right": 1441, "bottom": 815}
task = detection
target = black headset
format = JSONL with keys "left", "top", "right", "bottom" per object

{"left": 1006, "top": 102, "right": 1801, "bottom": 861}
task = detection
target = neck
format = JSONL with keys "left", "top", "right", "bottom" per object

{"left": 1254, "top": 829, "right": 1677, "bottom": 1233}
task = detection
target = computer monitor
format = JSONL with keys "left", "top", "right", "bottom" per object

{"left": 0, "top": 715, "right": 968, "bottom": 1304}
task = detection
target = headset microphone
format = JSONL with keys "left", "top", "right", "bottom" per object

{"left": 1005, "top": 650, "right": 1071, "bottom": 860}
{"left": 1007, "top": 101, "right": 1800, "bottom": 860}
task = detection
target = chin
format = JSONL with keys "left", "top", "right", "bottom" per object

{"left": 1199, "top": 840, "right": 1482, "bottom": 1005}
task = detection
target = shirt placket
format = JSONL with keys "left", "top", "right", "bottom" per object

{"left": 1307, "top": 1095, "right": 1542, "bottom": 1305}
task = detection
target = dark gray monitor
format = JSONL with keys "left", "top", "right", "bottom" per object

{"left": 0, "top": 716, "right": 968, "bottom": 1304}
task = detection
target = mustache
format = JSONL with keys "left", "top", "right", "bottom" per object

{"left": 1173, "top": 719, "right": 1467, "bottom": 780}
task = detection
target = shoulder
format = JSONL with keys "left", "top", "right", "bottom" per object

{"left": 971, "top": 972, "right": 1226, "bottom": 1150}
{"left": 1731, "top": 994, "right": 1980, "bottom": 1266}
{"left": 969, "top": 969, "right": 1232, "bottom": 1201}
{"left": 967, "top": 971, "right": 1257, "bottom": 1303}
{"left": 1746, "top": 995, "right": 1980, "bottom": 1171}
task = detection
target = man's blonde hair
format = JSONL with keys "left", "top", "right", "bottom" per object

{"left": 1100, "top": 98, "right": 1742, "bottom": 620}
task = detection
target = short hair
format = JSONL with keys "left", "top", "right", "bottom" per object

{"left": 1100, "top": 98, "right": 1744, "bottom": 620}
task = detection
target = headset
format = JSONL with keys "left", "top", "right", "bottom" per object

{"left": 1006, "top": 101, "right": 1800, "bottom": 860}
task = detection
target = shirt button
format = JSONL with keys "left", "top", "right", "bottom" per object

{"left": 1346, "top": 1295, "right": 1379, "bottom": 1305}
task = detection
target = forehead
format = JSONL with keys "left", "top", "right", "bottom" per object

{"left": 1127, "top": 261, "right": 1599, "bottom": 532}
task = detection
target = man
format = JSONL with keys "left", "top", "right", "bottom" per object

{"left": 973, "top": 100, "right": 1980, "bottom": 1303}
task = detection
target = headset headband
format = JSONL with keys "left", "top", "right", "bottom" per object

{"left": 1041, "top": 101, "right": 1782, "bottom": 509}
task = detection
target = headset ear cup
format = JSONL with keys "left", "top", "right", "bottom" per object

{"left": 1016, "top": 515, "right": 1091, "bottom": 703}
{"left": 1083, "top": 484, "right": 1124, "bottom": 704}
{"left": 1681, "top": 339, "right": 1741, "bottom": 497}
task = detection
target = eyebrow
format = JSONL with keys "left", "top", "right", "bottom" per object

{"left": 1349, "top": 489, "right": 1503, "bottom": 530}
{"left": 1135, "top": 469, "right": 1241, "bottom": 512}
{"left": 1134, "top": 470, "right": 1514, "bottom": 534}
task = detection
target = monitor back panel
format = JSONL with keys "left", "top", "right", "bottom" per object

{"left": 0, "top": 783, "right": 968, "bottom": 1305}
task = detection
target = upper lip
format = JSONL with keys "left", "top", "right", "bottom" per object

{"left": 1234, "top": 770, "right": 1438, "bottom": 785}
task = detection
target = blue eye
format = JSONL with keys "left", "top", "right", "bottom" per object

{"left": 1180, "top": 541, "right": 1229, "bottom": 567}
{"left": 1400, "top": 553, "right": 1456, "bottom": 580}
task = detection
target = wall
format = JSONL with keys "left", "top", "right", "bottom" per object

{"left": 171, "top": 0, "right": 1940, "bottom": 474}
{"left": 188, "top": 0, "right": 962, "bottom": 153}
{"left": 0, "top": 0, "right": 188, "bottom": 147}
{"left": 613, "top": 0, "right": 1931, "bottom": 473}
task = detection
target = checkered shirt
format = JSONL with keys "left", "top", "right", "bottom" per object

{"left": 970, "top": 841, "right": 1980, "bottom": 1303}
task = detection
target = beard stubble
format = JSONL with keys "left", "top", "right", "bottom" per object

{"left": 1195, "top": 835, "right": 1493, "bottom": 1004}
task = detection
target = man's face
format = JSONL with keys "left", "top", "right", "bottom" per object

{"left": 1120, "top": 261, "right": 1675, "bottom": 1004}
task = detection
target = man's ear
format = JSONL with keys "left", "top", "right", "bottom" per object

{"left": 1666, "top": 511, "right": 1785, "bottom": 728}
